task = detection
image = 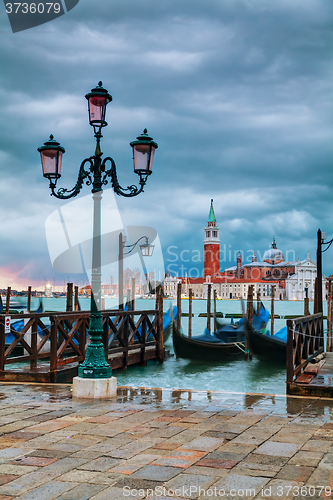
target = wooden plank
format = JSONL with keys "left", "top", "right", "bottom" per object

{"left": 296, "top": 373, "right": 315, "bottom": 384}
{"left": 303, "top": 360, "right": 325, "bottom": 374}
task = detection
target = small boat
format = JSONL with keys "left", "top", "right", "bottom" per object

{"left": 172, "top": 325, "right": 245, "bottom": 362}
{"left": 247, "top": 324, "right": 286, "bottom": 363}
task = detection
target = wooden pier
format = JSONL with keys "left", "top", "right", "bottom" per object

{"left": 0, "top": 308, "right": 164, "bottom": 384}
{"left": 286, "top": 312, "right": 333, "bottom": 397}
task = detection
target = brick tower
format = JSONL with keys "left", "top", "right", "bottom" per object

{"left": 204, "top": 199, "right": 220, "bottom": 277}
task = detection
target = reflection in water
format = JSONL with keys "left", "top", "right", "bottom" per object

{"left": 0, "top": 383, "right": 333, "bottom": 421}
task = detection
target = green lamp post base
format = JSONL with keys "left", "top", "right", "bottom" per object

{"left": 78, "top": 311, "right": 112, "bottom": 379}
{"left": 78, "top": 342, "right": 112, "bottom": 379}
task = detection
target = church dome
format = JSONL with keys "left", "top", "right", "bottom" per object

{"left": 263, "top": 237, "right": 284, "bottom": 263}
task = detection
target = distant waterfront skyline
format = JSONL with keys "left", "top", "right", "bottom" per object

{"left": 0, "top": 0, "right": 332, "bottom": 290}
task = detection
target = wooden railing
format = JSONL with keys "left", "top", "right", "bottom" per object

{"left": 0, "top": 309, "right": 163, "bottom": 382}
{"left": 286, "top": 312, "right": 324, "bottom": 392}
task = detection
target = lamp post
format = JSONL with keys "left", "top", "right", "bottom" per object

{"left": 38, "top": 82, "right": 158, "bottom": 382}
{"left": 118, "top": 234, "right": 154, "bottom": 309}
{"left": 316, "top": 229, "right": 333, "bottom": 314}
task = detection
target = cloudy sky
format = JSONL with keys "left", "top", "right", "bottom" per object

{"left": 0, "top": 0, "right": 332, "bottom": 290}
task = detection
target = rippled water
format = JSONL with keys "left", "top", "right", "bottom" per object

{"left": 13, "top": 297, "right": 327, "bottom": 395}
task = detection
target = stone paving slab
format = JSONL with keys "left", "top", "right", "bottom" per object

{"left": 0, "top": 385, "right": 329, "bottom": 498}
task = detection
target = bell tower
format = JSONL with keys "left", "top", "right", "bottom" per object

{"left": 204, "top": 199, "right": 220, "bottom": 277}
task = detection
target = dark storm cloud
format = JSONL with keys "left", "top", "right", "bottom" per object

{"left": 0, "top": 0, "right": 332, "bottom": 286}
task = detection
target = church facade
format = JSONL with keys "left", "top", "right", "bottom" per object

{"left": 164, "top": 200, "right": 326, "bottom": 300}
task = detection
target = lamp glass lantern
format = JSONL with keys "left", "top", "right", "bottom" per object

{"left": 140, "top": 242, "right": 154, "bottom": 257}
{"left": 130, "top": 129, "right": 158, "bottom": 175}
{"left": 37, "top": 135, "right": 65, "bottom": 180}
{"left": 85, "top": 81, "right": 112, "bottom": 129}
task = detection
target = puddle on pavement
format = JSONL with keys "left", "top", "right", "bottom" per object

{"left": 0, "top": 384, "right": 332, "bottom": 419}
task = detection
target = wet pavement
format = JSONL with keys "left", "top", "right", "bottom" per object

{"left": 0, "top": 383, "right": 330, "bottom": 499}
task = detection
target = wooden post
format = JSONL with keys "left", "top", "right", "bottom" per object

{"left": 286, "top": 319, "right": 294, "bottom": 392}
{"left": 257, "top": 290, "right": 260, "bottom": 315}
{"left": 177, "top": 282, "right": 181, "bottom": 332}
{"left": 131, "top": 278, "right": 135, "bottom": 315}
{"left": 30, "top": 316, "right": 38, "bottom": 370}
{"left": 188, "top": 288, "right": 192, "bottom": 338}
{"left": 50, "top": 317, "right": 57, "bottom": 383}
{"left": 207, "top": 284, "right": 211, "bottom": 333}
{"left": 66, "top": 283, "right": 73, "bottom": 312}
{"left": 245, "top": 285, "right": 254, "bottom": 360}
{"left": 5, "top": 287, "right": 11, "bottom": 314}
{"left": 314, "top": 277, "right": 318, "bottom": 314}
{"left": 74, "top": 286, "right": 79, "bottom": 312}
{"left": 330, "top": 296, "right": 333, "bottom": 353}
{"left": 246, "top": 285, "right": 253, "bottom": 326}
{"left": 213, "top": 288, "right": 217, "bottom": 332}
{"left": 327, "top": 295, "right": 331, "bottom": 353}
{"left": 304, "top": 286, "right": 309, "bottom": 317}
{"left": 158, "top": 288, "right": 164, "bottom": 363}
{"left": 119, "top": 233, "right": 124, "bottom": 311}
{"left": 27, "top": 286, "right": 32, "bottom": 313}
{"left": 155, "top": 284, "right": 159, "bottom": 311}
{"left": 0, "top": 319, "right": 5, "bottom": 372}
{"left": 271, "top": 285, "right": 275, "bottom": 336}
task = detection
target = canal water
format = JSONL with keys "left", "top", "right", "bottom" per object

{"left": 13, "top": 297, "right": 328, "bottom": 395}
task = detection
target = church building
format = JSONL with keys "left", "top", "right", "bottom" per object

{"left": 164, "top": 200, "right": 326, "bottom": 301}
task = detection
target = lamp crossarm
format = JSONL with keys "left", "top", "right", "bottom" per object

{"left": 123, "top": 236, "right": 149, "bottom": 255}
{"left": 322, "top": 239, "right": 333, "bottom": 253}
{"left": 51, "top": 158, "right": 94, "bottom": 199}
{"left": 102, "top": 157, "right": 146, "bottom": 198}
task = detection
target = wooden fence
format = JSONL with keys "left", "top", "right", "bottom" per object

{"left": 286, "top": 312, "right": 323, "bottom": 394}
{"left": 0, "top": 309, "right": 163, "bottom": 383}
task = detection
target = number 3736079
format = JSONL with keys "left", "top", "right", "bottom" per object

{"left": 5, "top": 3, "right": 61, "bottom": 14}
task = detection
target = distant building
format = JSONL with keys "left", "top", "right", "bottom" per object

{"left": 285, "top": 255, "right": 325, "bottom": 301}
{"left": 164, "top": 199, "right": 326, "bottom": 300}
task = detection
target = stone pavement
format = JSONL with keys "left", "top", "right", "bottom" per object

{"left": 0, "top": 384, "right": 331, "bottom": 499}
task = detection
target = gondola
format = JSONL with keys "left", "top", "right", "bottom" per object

{"left": 247, "top": 323, "right": 286, "bottom": 363}
{"left": 172, "top": 325, "right": 245, "bottom": 362}
{"left": 4, "top": 299, "right": 46, "bottom": 355}
{"left": 162, "top": 305, "right": 176, "bottom": 343}
{"left": 214, "top": 304, "right": 269, "bottom": 343}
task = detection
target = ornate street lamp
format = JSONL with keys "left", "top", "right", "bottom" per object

{"left": 38, "top": 82, "right": 158, "bottom": 380}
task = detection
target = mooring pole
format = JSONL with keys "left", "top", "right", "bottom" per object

{"left": 5, "top": 287, "right": 11, "bottom": 315}
{"left": 213, "top": 289, "right": 217, "bottom": 332}
{"left": 131, "top": 278, "right": 135, "bottom": 314}
{"left": 188, "top": 288, "right": 192, "bottom": 338}
{"left": 158, "top": 287, "right": 164, "bottom": 363}
{"left": 304, "top": 287, "right": 309, "bottom": 316}
{"left": 74, "top": 286, "right": 79, "bottom": 312}
{"left": 177, "top": 282, "right": 182, "bottom": 332}
{"left": 314, "top": 277, "right": 318, "bottom": 314}
{"left": 257, "top": 290, "right": 260, "bottom": 315}
{"left": 27, "top": 286, "right": 32, "bottom": 313}
{"left": 245, "top": 285, "right": 253, "bottom": 361}
{"left": 271, "top": 285, "right": 275, "bottom": 336}
{"left": 66, "top": 283, "right": 73, "bottom": 312}
{"left": 207, "top": 284, "right": 211, "bottom": 333}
